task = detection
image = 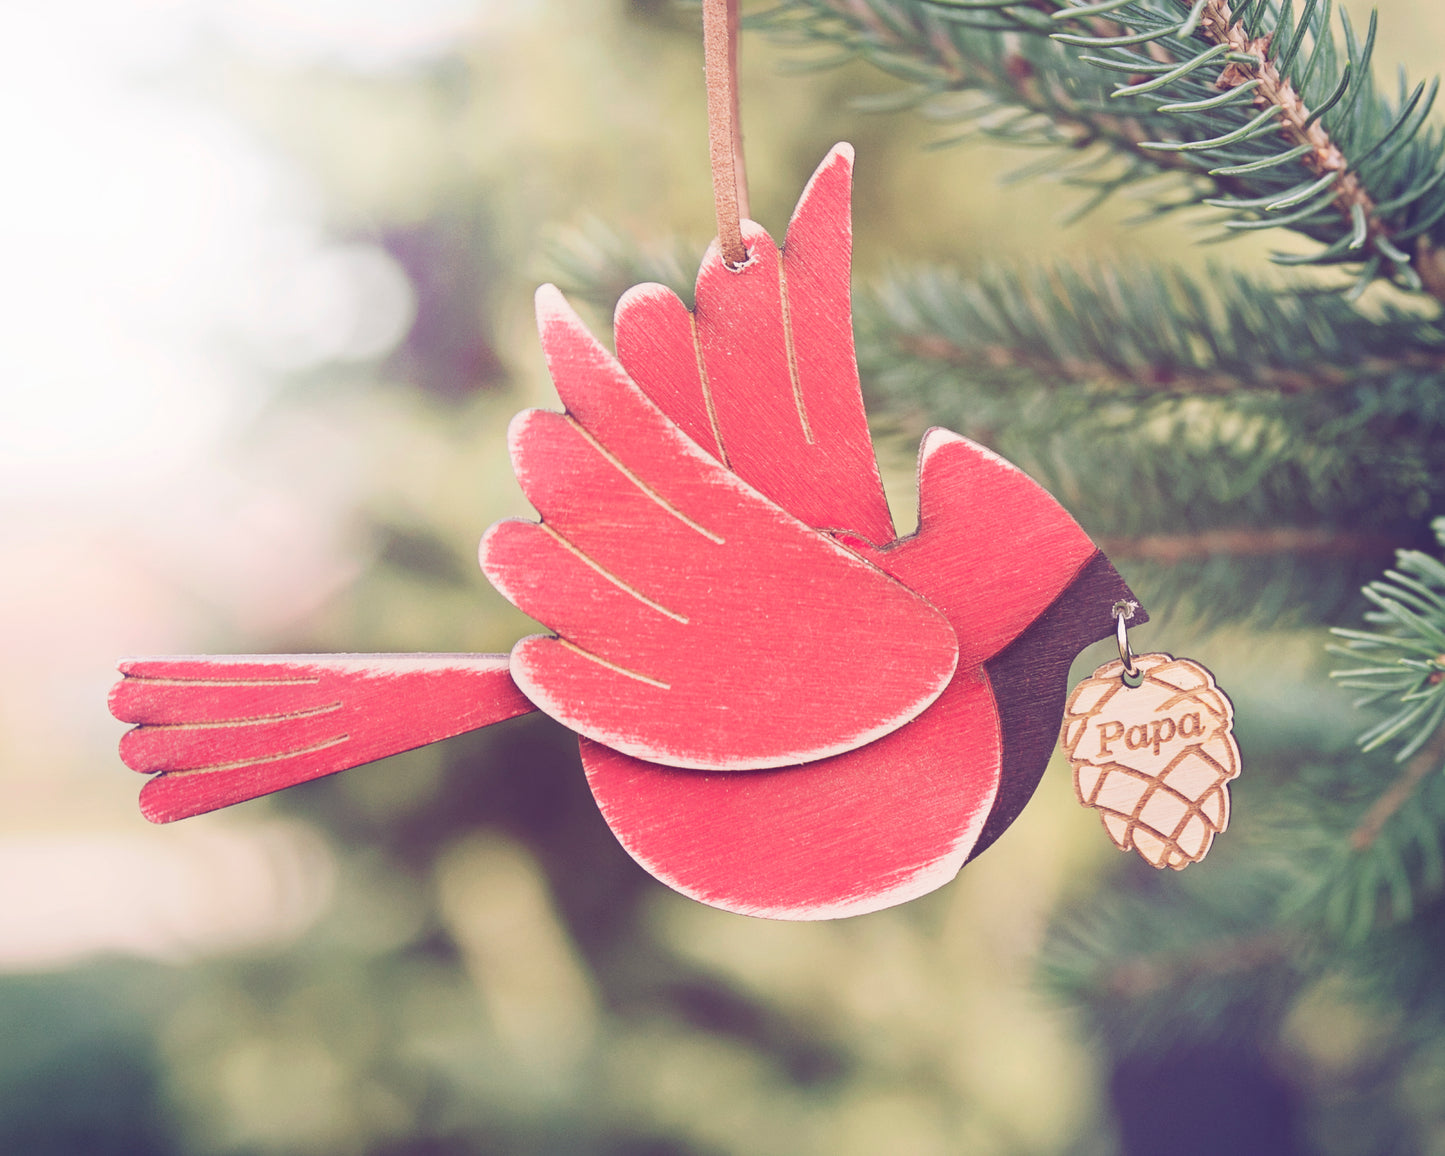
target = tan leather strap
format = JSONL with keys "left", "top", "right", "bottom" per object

{"left": 703, "top": 0, "right": 750, "bottom": 267}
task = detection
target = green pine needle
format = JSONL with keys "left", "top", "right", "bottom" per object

{"left": 1332, "top": 520, "right": 1445, "bottom": 763}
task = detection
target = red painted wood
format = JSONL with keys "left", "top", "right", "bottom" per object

{"left": 616, "top": 144, "right": 894, "bottom": 547}
{"left": 583, "top": 666, "right": 999, "bottom": 920}
{"left": 480, "top": 286, "right": 958, "bottom": 770}
{"left": 844, "top": 431, "right": 1099, "bottom": 670}
{"left": 581, "top": 429, "right": 1103, "bottom": 917}
{"left": 110, "top": 143, "right": 1144, "bottom": 921}
{"left": 612, "top": 286, "right": 720, "bottom": 461}
{"left": 977, "top": 551, "right": 1145, "bottom": 860}
{"left": 110, "top": 655, "right": 532, "bottom": 822}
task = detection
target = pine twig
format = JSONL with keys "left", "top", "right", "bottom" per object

{"left": 1350, "top": 724, "right": 1445, "bottom": 852}
{"left": 1099, "top": 527, "right": 1402, "bottom": 563}
{"left": 763, "top": 1, "right": 1445, "bottom": 298}
{"left": 1104, "top": 929, "right": 1295, "bottom": 997}
{"left": 766, "top": 1, "right": 1179, "bottom": 173}
{"left": 1195, "top": 1, "right": 1413, "bottom": 293}
{"left": 893, "top": 331, "right": 1445, "bottom": 397}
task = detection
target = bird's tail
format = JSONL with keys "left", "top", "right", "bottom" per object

{"left": 110, "top": 654, "right": 535, "bottom": 822}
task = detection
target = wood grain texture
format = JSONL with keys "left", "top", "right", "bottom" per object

{"left": 1062, "top": 653, "right": 1239, "bottom": 869}
{"left": 581, "top": 665, "right": 1000, "bottom": 920}
{"left": 615, "top": 144, "right": 895, "bottom": 548}
{"left": 482, "top": 285, "right": 959, "bottom": 770}
{"left": 582, "top": 429, "right": 1120, "bottom": 918}
{"left": 111, "top": 655, "right": 532, "bottom": 822}
{"left": 973, "top": 551, "right": 1147, "bottom": 861}
{"left": 110, "top": 143, "right": 1150, "bottom": 923}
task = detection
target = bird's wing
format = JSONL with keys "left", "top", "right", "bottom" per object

{"left": 581, "top": 665, "right": 1001, "bottom": 920}
{"left": 577, "top": 433, "right": 1115, "bottom": 918}
{"left": 110, "top": 654, "right": 533, "bottom": 822}
{"left": 613, "top": 144, "right": 895, "bottom": 547}
{"left": 479, "top": 286, "right": 958, "bottom": 772}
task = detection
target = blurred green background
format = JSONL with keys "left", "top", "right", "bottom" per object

{"left": 3, "top": 1, "right": 1443, "bottom": 1152}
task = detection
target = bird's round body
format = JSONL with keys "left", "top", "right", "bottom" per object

{"left": 577, "top": 430, "right": 1139, "bottom": 918}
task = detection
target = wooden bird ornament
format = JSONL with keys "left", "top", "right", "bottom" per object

{"left": 111, "top": 146, "right": 1152, "bottom": 918}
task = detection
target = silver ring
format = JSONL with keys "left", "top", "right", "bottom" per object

{"left": 1115, "top": 611, "right": 1138, "bottom": 675}
{"left": 1113, "top": 602, "right": 1142, "bottom": 686}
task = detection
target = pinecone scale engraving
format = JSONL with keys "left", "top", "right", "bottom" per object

{"left": 1061, "top": 653, "right": 1240, "bottom": 869}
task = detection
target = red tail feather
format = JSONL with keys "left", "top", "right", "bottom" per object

{"left": 111, "top": 655, "right": 533, "bottom": 822}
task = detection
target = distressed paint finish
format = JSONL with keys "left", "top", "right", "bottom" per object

{"left": 580, "top": 430, "right": 1112, "bottom": 918}
{"left": 582, "top": 666, "right": 1001, "bottom": 920}
{"left": 111, "top": 655, "right": 532, "bottom": 822}
{"left": 482, "top": 286, "right": 959, "bottom": 771}
{"left": 615, "top": 145, "right": 893, "bottom": 546}
{"left": 110, "top": 144, "right": 1145, "bottom": 918}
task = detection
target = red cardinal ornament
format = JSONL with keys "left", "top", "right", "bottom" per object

{"left": 111, "top": 146, "right": 1145, "bottom": 918}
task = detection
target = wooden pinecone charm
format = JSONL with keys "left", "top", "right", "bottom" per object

{"left": 1060, "top": 653, "right": 1240, "bottom": 869}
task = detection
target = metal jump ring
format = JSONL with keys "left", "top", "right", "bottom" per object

{"left": 1113, "top": 601, "right": 1143, "bottom": 688}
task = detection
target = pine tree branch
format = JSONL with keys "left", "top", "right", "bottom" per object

{"left": 757, "top": 0, "right": 1445, "bottom": 296}
{"left": 860, "top": 260, "right": 1445, "bottom": 405}
{"left": 759, "top": 1, "right": 1190, "bottom": 173}
{"left": 892, "top": 329, "right": 1445, "bottom": 396}
{"left": 1099, "top": 527, "right": 1401, "bottom": 563}
{"left": 1038, "top": 865, "right": 1309, "bottom": 1048}
{"left": 1194, "top": 1, "right": 1399, "bottom": 291}
{"left": 1331, "top": 525, "right": 1445, "bottom": 761}
{"left": 1350, "top": 725, "right": 1445, "bottom": 852}
{"left": 1102, "top": 929, "right": 1295, "bottom": 996}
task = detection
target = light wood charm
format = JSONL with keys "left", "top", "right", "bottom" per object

{"left": 1061, "top": 654, "right": 1240, "bottom": 870}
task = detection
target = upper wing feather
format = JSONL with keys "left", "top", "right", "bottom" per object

{"left": 614, "top": 144, "right": 895, "bottom": 547}
{"left": 478, "top": 286, "right": 958, "bottom": 772}
{"left": 110, "top": 655, "right": 532, "bottom": 821}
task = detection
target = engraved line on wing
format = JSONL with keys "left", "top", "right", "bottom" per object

{"left": 776, "top": 253, "right": 814, "bottom": 445}
{"left": 555, "top": 639, "right": 670, "bottom": 689}
{"left": 689, "top": 309, "right": 730, "bottom": 468}
{"left": 538, "top": 523, "right": 689, "bottom": 623}
{"left": 147, "top": 734, "right": 351, "bottom": 778}
{"left": 562, "top": 415, "right": 725, "bottom": 544}
{"left": 139, "top": 702, "right": 345, "bottom": 731}
{"left": 122, "top": 676, "right": 322, "bottom": 687}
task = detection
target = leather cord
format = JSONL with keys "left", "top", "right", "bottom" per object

{"left": 703, "top": 0, "right": 750, "bottom": 267}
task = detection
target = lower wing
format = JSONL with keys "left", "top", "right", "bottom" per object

{"left": 110, "top": 654, "right": 534, "bottom": 822}
{"left": 581, "top": 664, "right": 1002, "bottom": 920}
